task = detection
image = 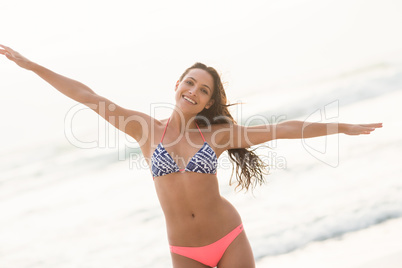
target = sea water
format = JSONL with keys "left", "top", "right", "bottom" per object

{"left": 1, "top": 60, "right": 401, "bottom": 267}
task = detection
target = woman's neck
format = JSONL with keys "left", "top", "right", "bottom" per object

{"left": 169, "top": 110, "right": 198, "bottom": 132}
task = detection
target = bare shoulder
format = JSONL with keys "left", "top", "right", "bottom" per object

{"left": 198, "top": 122, "right": 234, "bottom": 134}
{"left": 202, "top": 123, "right": 235, "bottom": 152}
{"left": 206, "top": 122, "right": 234, "bottom": 130}
{"left": 209, "top": 122, "right": 274, "bottom": 150}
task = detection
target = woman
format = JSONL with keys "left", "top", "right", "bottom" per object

{"left": 0, "top": 45, "right": 382, "bottom": 268}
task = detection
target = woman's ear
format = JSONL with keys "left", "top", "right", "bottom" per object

{"left": 205, "top": 99, "right": 215, "bottom": 109}
{"left": 175, "top": 80, "right": 180, "bottom": 91}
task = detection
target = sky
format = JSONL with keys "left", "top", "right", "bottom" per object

{"left": 1, "top": 0, "right": 402, "bottom": 145}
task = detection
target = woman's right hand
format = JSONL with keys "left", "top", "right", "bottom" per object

{"left": 342, "top": 123, "right": 383, "bottom": 135}
{"left": 0, "top": 44, "right": 33, "bottom": 70}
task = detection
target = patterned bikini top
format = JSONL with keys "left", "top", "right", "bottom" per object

{"left": 151, "top": 118, "right": 218, "bottom": 178}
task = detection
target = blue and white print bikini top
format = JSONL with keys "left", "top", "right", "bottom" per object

{"left": 151, "top": 118, "right": 218, "bottom": 178}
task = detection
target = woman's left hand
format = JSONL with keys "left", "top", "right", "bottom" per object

{"left": 342, "top": 123, "right": 383, "bottom": 135}
{"left": 0, "top": 44, "right": 33, "bottom": 70}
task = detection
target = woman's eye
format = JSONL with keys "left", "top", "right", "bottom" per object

{"left": 185, "top": 81, "right": 207, "bottom": 94}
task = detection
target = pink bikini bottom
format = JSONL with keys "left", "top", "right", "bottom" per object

{"left": 169, "top": 223, "right": 244, "bottom": 267}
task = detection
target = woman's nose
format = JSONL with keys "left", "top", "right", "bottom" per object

{"left": 188, "top": 88, "right": 197, "bottom": 96}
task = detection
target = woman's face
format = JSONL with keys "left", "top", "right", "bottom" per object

{"left": 175, "top": 68, "right": 215, "bottom": 114}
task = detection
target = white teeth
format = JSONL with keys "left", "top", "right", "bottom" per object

{"left": 183, "top": 96, "right": 196, "bottom": 104}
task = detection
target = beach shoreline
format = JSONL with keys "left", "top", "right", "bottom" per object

{"left": 256, "top": 217, "right": 402, "bottom": 268}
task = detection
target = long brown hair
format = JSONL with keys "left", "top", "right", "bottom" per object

{"left": 179, "top": 62, "right": 269, "bottom": 191}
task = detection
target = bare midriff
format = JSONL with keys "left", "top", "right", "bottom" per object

{"left": 154, "top": 172, "right": 242, "bottom": 247}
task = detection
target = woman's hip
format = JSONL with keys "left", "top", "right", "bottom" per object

{"left": 165, "top": 196, "right": 242, "bottom": 246}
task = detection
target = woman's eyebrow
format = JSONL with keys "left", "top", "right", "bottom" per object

{"left": 188, "top": 77, "right": 211, "bottom": 91}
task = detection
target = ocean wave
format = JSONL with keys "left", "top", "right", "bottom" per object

{"left": 241, "top": 62, "right": 402, "bottom": 122}
{"left": 252, "top": 185, "right": 402, "bottom": 260}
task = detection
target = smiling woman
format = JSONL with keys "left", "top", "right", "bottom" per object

{"left": 0, "top": 44, "right": 382, "bottom": 268}
{"left": 176, "top": 69, "right": 215, "bottom": 109}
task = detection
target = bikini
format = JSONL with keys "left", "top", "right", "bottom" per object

{"left": 151, "top": 117, "right": 218, "bottom": 177}
{"left": 151, "top": 118, "right": 244, "bottom": 267}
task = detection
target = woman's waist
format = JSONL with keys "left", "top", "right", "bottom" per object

{"left": 164, "top": 197, "right": 242, "bottom": 246}
{"left": 155, "top": 173, "right": 222, "bottom": 217}
{"left": 163, "top": 195, "right": 225, "bottom": 221}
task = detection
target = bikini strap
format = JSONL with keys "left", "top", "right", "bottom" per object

{"left": 161, "top": 118, "right": 170, "bottom": 143}
{"left": 195, "top": 122, "right": 206, "bottom": 142}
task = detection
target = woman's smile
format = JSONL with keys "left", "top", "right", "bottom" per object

{"left": 182, "top": 95, "right": 197, "bottom": 105}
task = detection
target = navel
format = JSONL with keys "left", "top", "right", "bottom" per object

{"left": 191, "top": 213, "right": 195, "bottom": 218}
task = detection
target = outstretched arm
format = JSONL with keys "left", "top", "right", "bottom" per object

{"left": 0, "top": 45, "right": 95, "bottom": 102}
{"left": 0, "top": 45, "right": 150, "bottom": 142}
{"left": 220, "top": 120, "right": 383, "bottom": 150}
{"left": 276, "top": 121, "right": 383, "bottom": 139}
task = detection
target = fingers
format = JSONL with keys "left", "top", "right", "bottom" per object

{"left": 0, "top": 44, "right": 14, "bottom": 52}
{"left": 0, "top": 49, "right": 11, "bottom": 59}
{"left": 0, "top": 45, "right": 12, "bottom": 58}
{"left": 361, "top": 124, "right": 383, "bottom": 134}
{"left": 360, "top": 123, "right": 383, "bottom": 128}
{"left": 0, "top": 45, "right": 17, "bottom": 60}
{"left": 0, "top": 45, "right": 10, "bottom": 54}
{"left": 0, "top": 45, "right": 16, "bottom": 56}
{"left": 0, "top": 49, "right": 12, "bottom": 59}
{"left": 348, "top": 124, "right": 380, "bottom": 136}
{"left": 356, "top": 123, "right": 383, "bottom": 135}
{"left": 357, "top": 128, "right": 373, "bottom": 135}
{"left": 365, "top": 126, "right": 376, "bottom": 133}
